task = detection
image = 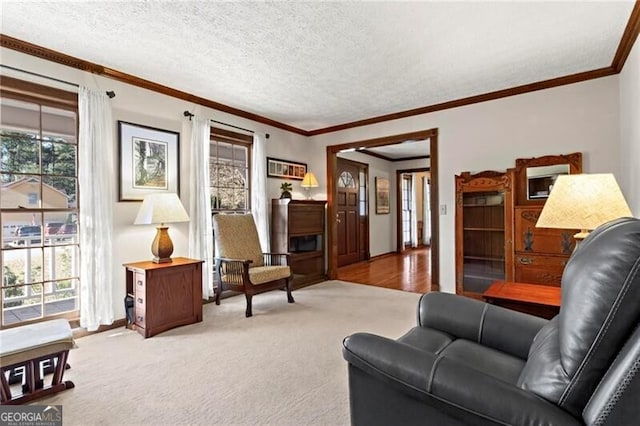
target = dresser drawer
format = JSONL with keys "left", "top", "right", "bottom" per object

{"left": 515, "top": 254, "right": 567, "bottom": 286}
{"left": 514, "top": 207, "right": 575, "bottom": 255}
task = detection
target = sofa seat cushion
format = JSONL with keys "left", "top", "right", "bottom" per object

{"left": 398, "top": 326, "right": 526, "bottom": 385}
{"left": 0, "top": 319, "right": 76, "bottom": 367}
{"left": 439, "top": 339, "right": 526, "bottom": 384}
{"left": 248, "top": 265, "right": 291, "bottom": 284}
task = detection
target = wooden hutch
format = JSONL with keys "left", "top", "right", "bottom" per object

{"left": 455, "top": 171, "right": 514, "bottom": 299}
{"left": 271, "top": 199, "right": 326, "bottom": 289}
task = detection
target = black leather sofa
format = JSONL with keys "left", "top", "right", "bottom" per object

{"left": 342, "top": 217, "right": 640, "bottom": 425}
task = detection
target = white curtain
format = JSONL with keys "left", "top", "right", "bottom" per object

{"left": 411, "top": 174, "right": 419, "bottom": 248}
{"left": 252, "top": 133, "right": 269, "bottom": 252}
{"left": 78, "top": 87, "right": 115, "bottom": 331}
{"left": 188, "top": 116, "right": 214, "bottom": 299}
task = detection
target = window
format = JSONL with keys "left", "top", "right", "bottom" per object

{"left": 209, "top": 128, "right": 252, "bottom": 213}
{"left": 1, "top": 77, "right": 79, "bottom": 328}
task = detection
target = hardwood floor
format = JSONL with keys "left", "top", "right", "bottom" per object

{"left": 337, "top": 246, "right": 432, "bottom": 293}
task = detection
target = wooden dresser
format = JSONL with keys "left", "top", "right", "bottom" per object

{"left": 271, "top": 199, "right": 326, "bottom": 289}
{"left": 124, "top": 257, "right": 203, "bottom": 338}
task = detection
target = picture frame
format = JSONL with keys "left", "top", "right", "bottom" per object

{"left": 375, "top": 177, "right": 390, "bottom": 214}
{"left": 118, "top": 121, "right": 180, "bottom": 201}
{"left": 266, "top": 157, "right": 307, "bottom": 181}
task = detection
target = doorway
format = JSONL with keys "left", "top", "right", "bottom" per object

{"left": 396, "top": 168, "right": 431, "bottom": 252}
{"left": 326, "top": 129, "right": 440, "bottom": 291}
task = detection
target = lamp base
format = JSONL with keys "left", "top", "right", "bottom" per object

{"left": 151, "top": 225, "right": 174, "bottom": 263}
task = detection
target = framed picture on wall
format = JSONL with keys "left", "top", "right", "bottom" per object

{"left": 375, "top": 177, "right": 390, "bottom": 214}
{"left": 118, "top": 121, "right": 180, "bottom": 201}
{"left": 266, "top": 157, "right": 307, "bottom": 180}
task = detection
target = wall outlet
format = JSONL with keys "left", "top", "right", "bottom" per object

{"left": 440, "top": 204, "right": 447, "bottom": 215}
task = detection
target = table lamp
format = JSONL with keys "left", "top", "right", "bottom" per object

{"left": 134, "top": 193, "right": 190, "bottom": 263}
{"left": 301, "top": 172, "right": 319, "bottom": 200}
{"left": 536, "top": 173, "right": 632, "bottom": 241}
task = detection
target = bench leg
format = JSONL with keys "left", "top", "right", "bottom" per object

{"left": 0, "top": 351, "right": 74, "bottom": 405}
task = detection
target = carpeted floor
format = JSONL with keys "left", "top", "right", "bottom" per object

{"left": 32, "top": 280, "right": 422, "bottom": 425}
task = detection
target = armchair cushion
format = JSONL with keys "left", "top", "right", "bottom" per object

{"left": 213, "top": 214, "right": 264, "bottom": 267}
{"left": 248, "top": 265, "right": 291, "bottom": 284}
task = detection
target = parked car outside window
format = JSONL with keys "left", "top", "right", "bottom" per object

{"left": 13, "top": 226, "right": 42, "bottom": 246}
{"left": 57, "top": 223, "right": 77, "bottom": 235}
{"left": 45, "top": 222, "right": 64, "bottom": 235}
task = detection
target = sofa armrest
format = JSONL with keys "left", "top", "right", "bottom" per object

{"left": 343, "top": 332, "right": 580, "bottom": 426}
{"left": 418, "top": 292, "right": 548, "bottom": 359}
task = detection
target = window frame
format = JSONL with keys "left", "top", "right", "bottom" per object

{"left": 209, "top": 127, "right": 253, "bottom": 213}
{"left": 0, "top": 76, "right": 80, "bottom": 329}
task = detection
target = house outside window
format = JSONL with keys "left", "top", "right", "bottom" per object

{"left": 209, "top": 127, "right": 252, "bottom": 213}
{"left": 0, "top": 77, "right": 79, "bottom": 328}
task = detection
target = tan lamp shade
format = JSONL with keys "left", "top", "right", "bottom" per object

{"left": 301, "top": 172, "right": 319, "bottom": 188}
{"left": 134, "top": 193, "right": 190, "bottom": 263}
{"left": 301, "top": 172, "right": 319, "bottom": 200}
{"left": 536, "top": 173, "right": 632, "bottom": 240}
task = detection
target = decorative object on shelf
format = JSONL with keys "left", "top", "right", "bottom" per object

{"left": 118, "top": 121, "right": 180, "bottom": 201}
{"left": 536, "top": 173, "right": 632, "bottom": 241}
{"left": 279, "top": 182, "right": 293, "bottom": 199}
{"left": 266, "top": 157, "right": 306, "bottom": 180}
{"left": 134, "top": 193, "right": 190, "bottom": 263}
{"left": 375, "top": 177, "right": 390, "bottom": 214}
{"left": 301, "top": 172, "right": 319, "bottom": 200}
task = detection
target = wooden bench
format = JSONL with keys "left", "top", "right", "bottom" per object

{"left": 0, "top": 319, "right": 76, "bottom": 404}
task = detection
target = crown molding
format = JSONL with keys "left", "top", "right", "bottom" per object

{"left": 612, "top": 0, "right": 640, "bottom": 72}
{"left": 0, "top": 34, "right": 309, "bottom": 136}
{"left": 307, "top": 67, "right": 616, "bottom": 135}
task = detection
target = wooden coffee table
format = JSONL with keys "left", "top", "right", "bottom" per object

{"left": 483, "top": 281, "right": 561, "bottom": 319}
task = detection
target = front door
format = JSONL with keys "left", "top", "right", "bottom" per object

{"left": 337, "top": 159, "right": 363, "bottom": 267}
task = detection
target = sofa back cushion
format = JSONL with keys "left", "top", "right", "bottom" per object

{"left": 518, "top": 217, "right": 640, "bottom": 416}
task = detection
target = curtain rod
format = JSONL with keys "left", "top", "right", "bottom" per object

{"left": 183, "top": 110, "right": 269, "bottom": 139}
{"left": 1, "top": 64, "right": 116, "bottom": 98}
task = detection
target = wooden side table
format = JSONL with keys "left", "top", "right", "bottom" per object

{"left": 483, "top": 281, "right": 561, "bottom": 320}
{"left": 124, "top": 257, "right": 204, "bottom": 338}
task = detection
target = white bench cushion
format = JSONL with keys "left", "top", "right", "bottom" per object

{"left": 0, "top": 319, "right": 76, "bottom": 367}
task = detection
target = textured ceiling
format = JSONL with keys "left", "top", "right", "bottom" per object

{"left": 0, "top": 1, "right": 635, "bottom": 132}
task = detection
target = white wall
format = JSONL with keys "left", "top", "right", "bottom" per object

{"left": 311, "top": 76, "right": 621, "bottom": 293}
{"left": 2, "top": 45, "right": 627, "bottom": 310}
{"left": 1, "top": 48, "right": 308, "bottom": 320}
{"left": 619, "top": 39, "right": 640, "bottom": 216}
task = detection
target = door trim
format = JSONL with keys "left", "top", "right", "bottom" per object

{"left": 326, "top": 129, "right": 440, "bottom": 291}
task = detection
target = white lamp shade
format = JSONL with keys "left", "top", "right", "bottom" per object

{"left": 134, "top": 193, "right": 190, "bottom": 225}
{"left": 301, "top": 172, "right": 319, "bottom": 188}
{"left": 536, "top": 174, "right": 632, "bottom": 231}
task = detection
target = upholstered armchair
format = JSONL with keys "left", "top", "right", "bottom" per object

{"left": 213, "top": 214, "right": 294, "bottom": 317}
{"left": 343, "top": 217, "right": 640, "bottom": 425}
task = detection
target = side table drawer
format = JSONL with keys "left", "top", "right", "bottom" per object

{"left": 134, "top": 272, "right": 146, "bottom": 293}
{"left": 515, "top": 254, "right": 567, "bottom": 286}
